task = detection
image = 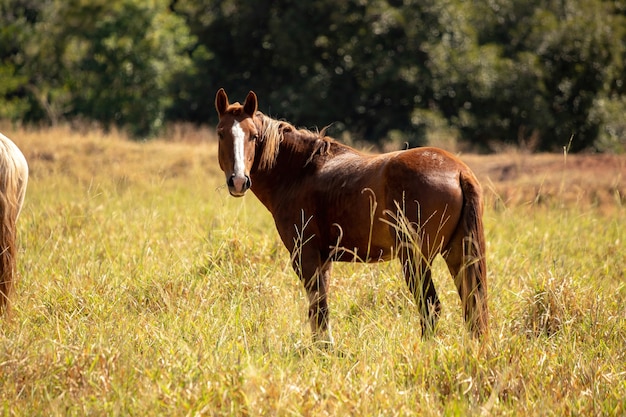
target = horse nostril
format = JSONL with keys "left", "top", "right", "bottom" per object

{"left": 227, "top": 174, "right": 251, "bottom": 193}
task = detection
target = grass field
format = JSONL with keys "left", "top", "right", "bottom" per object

{"left": 1, "top": 124, "right": 625, "bottom": 416}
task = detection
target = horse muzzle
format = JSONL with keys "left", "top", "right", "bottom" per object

{"left": 227, "top": 173, "right": 251, "bottom": 197}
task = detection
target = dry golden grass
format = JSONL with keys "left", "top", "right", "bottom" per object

{"left": 0, "top": 123, "right": 624, "bottom": 416}
{"left": 463, "top": 151, "right": 626, "bottom": 211}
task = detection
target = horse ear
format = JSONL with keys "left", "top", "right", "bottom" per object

{"left": 215, "top": 88, "right": 229, "bottom": 116}
{"left": 243, "top": 91, "right": 258, "bottom": 117}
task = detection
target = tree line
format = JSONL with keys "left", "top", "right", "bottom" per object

{"left": 1, "top": 0, "right": 625, "bottom": 152}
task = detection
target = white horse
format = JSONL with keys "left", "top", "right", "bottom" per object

{"left": 0, "top": 132, "right": 28, "bottom": 315}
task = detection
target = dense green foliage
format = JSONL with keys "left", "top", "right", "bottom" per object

{"left": 0, "top": 0, "right": 193, "bottom": 137}
{"left": 1, "top": 0, "right": 625, "bottom": 150}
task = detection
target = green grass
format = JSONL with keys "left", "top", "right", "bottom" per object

{"left": 1, "top": 125, "right": 625, "bottom": 415}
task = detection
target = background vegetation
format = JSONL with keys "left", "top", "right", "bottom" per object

{"left": 1, "top": 0, "right": 626, "bottom": 151}
{"left": 0, "top": 125, "right": 624, "bottom": 415}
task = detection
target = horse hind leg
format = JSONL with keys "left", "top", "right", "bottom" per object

{"left": 400, "top": 247, "right": 441, "bottom": 338}
{"left": 443, "top": 229, "right": 488, "bottom": 337}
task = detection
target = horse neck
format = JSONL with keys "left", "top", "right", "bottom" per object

{"left": 254, "top": 114, "right": 327, "bottom": 171}
{"left": 252, "top": 130, "right": 309, "bottom": 181}
{"left": 250, "top": 117, "right": 329, "bottom": 209}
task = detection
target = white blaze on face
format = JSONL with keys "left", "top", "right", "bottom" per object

{"left": 231, "top": 120, "right": 246, "bottom": 177}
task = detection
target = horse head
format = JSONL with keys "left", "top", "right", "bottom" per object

{"left": 215, "top": 88, "right": 259, "bottom": 197}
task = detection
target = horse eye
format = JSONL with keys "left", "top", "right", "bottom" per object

{"left": 251, "top": 134, "right": 259, "bottom": 141}
{"left": 217, "top": 132, "right": 224, "bottom": 140}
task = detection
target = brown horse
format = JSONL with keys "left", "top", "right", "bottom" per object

{"left": 0, "top": 132, "right": 28, "bottom": 316}
{"left": 215, "top": 88, "right": 487, "bottom": 344}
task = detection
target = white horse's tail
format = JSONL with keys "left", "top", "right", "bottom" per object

{"left": 0, "top": 133, "right": 28, "bottom": 316}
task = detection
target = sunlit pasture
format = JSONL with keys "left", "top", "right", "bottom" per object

{"left": 1, "top": 125, "right": 624, "bottom": 416}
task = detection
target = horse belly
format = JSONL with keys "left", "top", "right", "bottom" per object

{"left": 330, "top": 226, "right": 396, "bottom": 262}
{"left": 320, "top": 197, "right": 396, "bottom": 263}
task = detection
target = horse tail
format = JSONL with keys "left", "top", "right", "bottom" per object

{"left": 0, "top": 134, "right": 28, "bottom": 316}
{"left": 449, "top": 170, "right": 488, "bottom": 336}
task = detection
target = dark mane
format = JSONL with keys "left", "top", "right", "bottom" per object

{"left": 255, "top": 112, "right": 335, "bottom": 169}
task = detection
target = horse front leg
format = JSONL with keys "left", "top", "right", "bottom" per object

{"left": 293, "top": 251, "right": 334, "bottom": 346}
{"left": 306, "top": 262, "right": 334, "bottom": 346}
